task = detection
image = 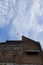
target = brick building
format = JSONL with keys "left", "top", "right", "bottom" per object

{"left": 0, "top": 36, "right": 43, "bottom": 65}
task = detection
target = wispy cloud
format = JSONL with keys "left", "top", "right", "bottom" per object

{"left": 0, "top": 0, "right": 43, "bottom": 49}
{"left": 9, "top": 0, "right": 43, "bottom": 49}
{"left": 8, "top": 0, "right": 43, "bottom": 37}
{"left": 0, "top": 0, "right": 16, "bottom": 27}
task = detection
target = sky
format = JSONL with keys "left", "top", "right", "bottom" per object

{"left": 0, "top": 0, "right": 43, "bottom": 49}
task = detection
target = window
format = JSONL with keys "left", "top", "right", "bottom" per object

{"left": 25, "top": 50, "right": 40, "bottom": 55}
{"left": 14, "top": 47, "right": 21, "bottom": 51}
{"left": 5, "top": 46, "right": 10, "bottom": 51}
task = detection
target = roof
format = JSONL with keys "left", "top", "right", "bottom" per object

{"left": 22, "top": 36, "right": 38, "bottom": 43}
{"left": 0, "top": 36, "right": 41, "bottom": 47}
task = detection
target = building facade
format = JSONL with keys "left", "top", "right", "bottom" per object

{"left": 0, "top": 36, "right": 43, "bottom": 65}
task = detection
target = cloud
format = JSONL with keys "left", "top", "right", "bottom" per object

{"left": 8, "top": 0, "right": 43, "bottom": 37}
{"left": 0, "top": 0, "right": 43, "bottom": 49}
{"left": 0, "top": 0, "right": 16, "bottom": 27}
{"left": 8, "top": 0, "right": 33, "bottom": 39}
{"left": 8, "top": 0, "right": 43, "bottom": 49}
{"left": 30, "top": 0, "right": 43, "bottom": 34}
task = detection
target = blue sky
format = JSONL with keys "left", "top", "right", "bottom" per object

{"left": 0, "top": 0, "right": 43, "bottom": 49}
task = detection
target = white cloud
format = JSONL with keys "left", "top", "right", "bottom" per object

{"left": 30, "top": 0, "right": 43, "bottom": 34}
{"left": 0, "top": 0, "right": 16, "bottom": 27}
{"left": 0, "top": 0, "right": 43, "bottom": 49}
{"left": 8, "top": 0, "right": 43, "bottom": 49}
{"left": 8, "top": 0, "right": 43, "bottom": 37}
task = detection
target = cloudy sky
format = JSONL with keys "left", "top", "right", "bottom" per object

{"left": 0, "top": 0, "right": 43, "bottom": 49}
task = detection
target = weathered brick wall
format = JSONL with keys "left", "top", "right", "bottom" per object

{"left": 0, "top": 43, "right": 22, "bottom": 63}
{"left": 0, "top": 36, "right": 42, "bottom": 65}
{"left": 22, "top": 36, "right": 42, "bottom": 64}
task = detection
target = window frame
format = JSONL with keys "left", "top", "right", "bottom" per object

{"left": 25, "top": 50, "right": 40, "bottom": 55}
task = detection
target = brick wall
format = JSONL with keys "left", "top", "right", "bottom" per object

{"left": 0, "top": 36, "right": 42, "bottom": 65}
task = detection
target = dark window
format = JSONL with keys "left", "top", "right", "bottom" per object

{"left": 25, "top": 50, "right": 40, "bottom": 55}
{"left": 5, "top": 46, "right": 10, "bottom": 51}
{"left": 14, "top": 47, "right": 21, "bottom": 51}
